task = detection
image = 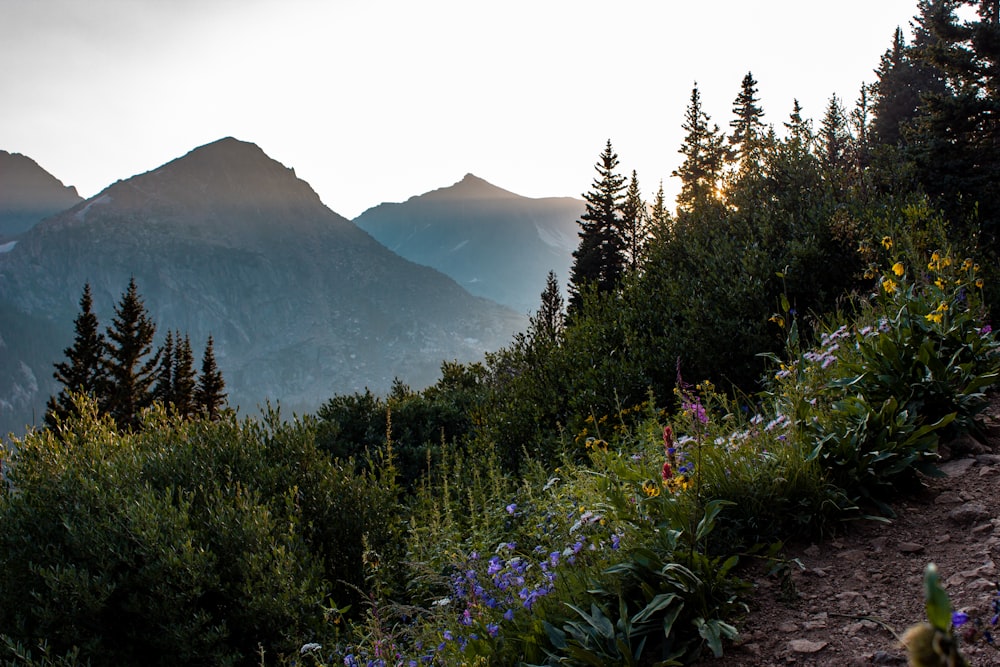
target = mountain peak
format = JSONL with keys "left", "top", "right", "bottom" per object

{"left": 106, "top": 137, "right": 325, "bottom": 215}
{"left": 421, "top": 174, "right": 520, "bottom": 202}
{"left": 0, "top": 150, "right": 83, "bottom": 237}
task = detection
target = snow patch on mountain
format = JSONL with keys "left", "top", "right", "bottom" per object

{"left": 535, "top": 221, "right": 577, "bottom": 252}
{"left": 0, "top": 241, "right": 16, "bottom": 253}
{"left": 74, "top": 194, "right": 112, "bottom": 222}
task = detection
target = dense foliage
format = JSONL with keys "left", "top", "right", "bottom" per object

{"left": 5, "top": 2, "right": 1000, "bottom": 665}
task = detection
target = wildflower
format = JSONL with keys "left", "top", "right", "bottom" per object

{"left": 503, "top": 608, "right": 515, "bottom": 622}
{"left": 982, "top": 325, "right": 993, "bottom": 336}
{"left": 486, "top": 622, "right": 499, "bottom": 638}
{"left": 661, "top": 461, "right": 672, "bottom": 481}
{"left": 642, "top": 480, "right": 660, "bottom": 497}
{"left": 963, "top": 258, "right": 974, "bottom": 271}
{"left": 882, "top": 277, "right": 898, "bottom": 294}
{"left": 300, "top": 643, "right": 322, "bottom": 654}
{"left": 769, "top": 314, "right": 785, "bottom": 328}
{"left": 442, "top": 630, "right": 453, "bottom": 641}
{"left": 976, "top": 278, "right": 985, "bottom": 289}
{"left": 892, "top": 262, "right": 905, "bottom": 277}
{"left": 953, "top": 611, "right": 970, "bottom": 627}
{"left": 611, "top": 533, "right": 621, "bottom": 550}
{"left": 882, "top": 236, "right": 893, "bottom": 250}
{"left": 663, "top": 425, "right": 673, "bottom": 450}
{"left": 506, "top": 503, "right": 517, "bottom": 515}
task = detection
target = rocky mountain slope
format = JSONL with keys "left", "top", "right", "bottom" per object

{"left": 0, "top": 150, "right": 82, "bottom": 240}
{"left": 355, "top": 174, "right": 583, "bottom": 314}
{"left": 0, "top": 138, "right": 526, "bottom": 436}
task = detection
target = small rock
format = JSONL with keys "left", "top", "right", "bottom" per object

{"left": 975, "top": 453, "right": 1000, "bottom": 465}
{"left": 971, "top": 577, "right": 996, "bottom": 591}
{"left": 948, "top": 502, "right": 991, "bottom": 526}
{"left": 871, "top": 536, "right": 888, "bottom": 552}
{"left": 948, "top": 434, "right": 989, "bottom": 456}
{"left": 898, "top": 541, "right": 925, "bottom": 553}
{"left": 973, "top": 522, "right": 995, "bottom": 534}
{"left": 935, "top": 533, "right": 953, "bottom": 544}
{"left": 804, "top": 619, "right": 828, "bottom": 630}
{"left": 778, "top": 622, "right": 798, "bottom": 633}
{"left": 872, "top": 649, "right": 905, "bottom": 664}
{"left": 934, "top": 490, "right": 964, "bottom": 504}
{"left": 940, "top": 458, "right": 976, "bottom": 476}
{"left": 789, "top": 639, "right": 827, "bottom": 653}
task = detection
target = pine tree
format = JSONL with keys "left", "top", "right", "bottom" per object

{"left": 784, "top": 99, "right": 814, "bottom": 152}
{"left": 649, "top": 181, "right": 670, "bottom": 229}
{"left": 729, "top": 72, "right": 767, "bottom": 174}
{"left": 530, "top": 271, "right": 565, "bottom": 347}
{"left": 620, "top": 170, "right": 649, "bottom": 271}
{"left": 153, "top": 330, "right": 174, "bottom": 406}
{"left": 568, "top": 140, "right": 627, "bottom": 313}
{"left": 195, "top": 335, "right": 227, "bottom": 420}
{"left": 871, "top": 26, "right": 947, "bottom": 148}
{"left": 908, "top": 0, "right": 1000, "bottom": 242}
{"left": 819, "top": 95, "right": 850, "bottom": 171}
{"left": 45, "top": 283, "right": 109, "bottom": 427}
{"left": 104, "top": 277, "right": 160, "bottom": 430}
{"left": 172, "top": 333, "right": 197, "bottom": 418}
{"left": 673, "top": 84, "right": 729, "bottom": 211}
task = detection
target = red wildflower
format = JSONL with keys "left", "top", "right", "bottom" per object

{"left": 661, "top": 461, "right": 673, "bottom": 481}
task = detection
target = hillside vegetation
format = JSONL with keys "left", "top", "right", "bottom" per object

{"left": 3, "top": 2, "right": 1000, "bottom": 665}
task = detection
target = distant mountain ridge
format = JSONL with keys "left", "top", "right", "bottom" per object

{"left": 355, "top": 174, "right": 583, "bottom": 314}
{"left": 0, "top": 150, "right": 82, "bottom": 239}
{"left": 0, "top": 138, "right": 526, "bottom": 436}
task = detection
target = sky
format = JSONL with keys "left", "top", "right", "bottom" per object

{"left": 1, "top": 0, "right": 922, "bottom": 220}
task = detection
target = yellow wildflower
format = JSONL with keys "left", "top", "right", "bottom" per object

{"left": 892, "top": 262, "right": 905, "bottom": 277}
{"left": 642, "top": 480, "right": 660, "bottom": 498}
{"left": 935, "top": 278, "right": 946, "bottom": 290}
{"left": 976, "top": 278, "right": 985, "bottom": 289}
{"left": 963, "top": 258, "right": 974, "bottom": 271}
{"left": 882, "top": 236, "right": 893, "bottom": 250}
{"left": 769, "top": 314, "right": 785, "bottom": 328}
{"left": 882, "top": 277, "right": 898, "bottom": 294}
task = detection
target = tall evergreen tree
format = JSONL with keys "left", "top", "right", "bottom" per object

{"left": 908, "top": 0, "right": 1000, "bottom": 244}
{"left": 172, "top": 333, "right": 197, "bottom": 418}
{"left": 819, "top": 95, "right": 850, "bottom": 171}
{"left": 104, "top": 277, "right": 160, "bottom": 430}
{"left": 729, "top": 72, "right": 767, "bottom": 174}
{"left": 195, "top": 335, "right": 227, "bottom": 420}
{"left": 649, "top": 180, "right": 671, "bottom": 231}
{"left": 45, "top": 283, "right": 108, "bottom": 427}
{"left": 784, "top": 99, "right": 814, "bottom": 152}
{"left": 153, "top": 330, "right": 175, "bottom": 406}
{"left": 530, "top": 271, "right": 565, "bottom": 347}
{"left": 568, "top": 140, "right": 627, "bottom": 313}
{"left": 673, "top": 84, "right": 729, "bottom": 211}
{"left": 872, "top": 25, "right": 947, "bottom": 148}
{"left": 620, "top": 170, "right": 649, "bottom": 271}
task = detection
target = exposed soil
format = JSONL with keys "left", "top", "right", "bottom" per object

{"left": 691, "top": 394, "right": 1000, "bottom": 667}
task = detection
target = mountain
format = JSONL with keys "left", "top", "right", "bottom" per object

{"left": 354, "top": 174, "right": 584, "bottom": 314}
{"left": 0, "top": 150, "right": 82, "bottom": 240}
{"left": 0, "top": 138, "right": 526, "bottom": 437}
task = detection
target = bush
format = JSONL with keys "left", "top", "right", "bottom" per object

{"left": 0, "top": 399, "right": 402, "bottom": 666}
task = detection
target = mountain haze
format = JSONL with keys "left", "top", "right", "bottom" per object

{"left": 0, "top": 150, "right": 82, "bottom": 239}
{"left": 355, "top": 174, "right": 583, "bottom": 314}
{"left": 0, "top": 138, "right": 526, "bottom": 436}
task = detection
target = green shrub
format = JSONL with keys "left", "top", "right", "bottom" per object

{"left": 0, "top": 399, "right": 402, "bottom": 666}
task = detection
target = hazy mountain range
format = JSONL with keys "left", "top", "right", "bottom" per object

{"left": 0, "top": 138, "right": 583, "bottom": 437}
{"left": 355, "top": 174, "right": 582, "bottom": 314}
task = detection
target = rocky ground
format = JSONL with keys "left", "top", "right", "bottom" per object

{"left": 692, "top": 395, "right": 1000, "bottom": 666}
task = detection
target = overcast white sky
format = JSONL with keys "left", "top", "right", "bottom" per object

{"left": 1, "top": 0, "right": 920, "bottom": 219}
